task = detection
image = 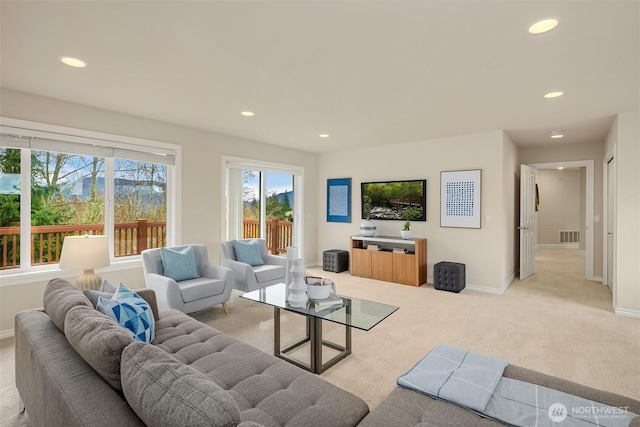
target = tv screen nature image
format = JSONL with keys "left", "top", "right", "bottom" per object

{"left": 361, "top": 180, "right": 426, "bottom": 221}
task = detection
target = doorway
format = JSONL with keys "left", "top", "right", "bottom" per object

{"left": 525, "top": 161, "right": 595, "bottom": 281}
{"left": 536, "top": 167, "right": 583, "bottom": 251}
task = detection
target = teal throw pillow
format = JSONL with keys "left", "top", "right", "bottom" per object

{"left": 97, "top": 284, "right": 155, "bottom": 343}
{"left": 160, "top": 246, "right": 199, "bottom": 282}
{"left": 232, "top": 239, "right": 265, "bottom": 266}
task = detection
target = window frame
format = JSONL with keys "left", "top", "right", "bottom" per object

{"left": 0, "top": 117, "right": 182, "bottom": 286}
{"left": 221, "top": 155, "right": 304, "bottom": 251}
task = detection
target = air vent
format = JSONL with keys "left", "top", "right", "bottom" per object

{"left": 560, "top": 230, "right": 580, "bottom": 243}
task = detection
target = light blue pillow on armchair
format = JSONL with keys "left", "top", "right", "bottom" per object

{"left": 160, "top": 246, "right": 200, "bottom": 281}
{"left": 233, "top": 239, "right": 265, "bottom": 266}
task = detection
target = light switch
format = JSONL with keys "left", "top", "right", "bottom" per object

{"left": 594, "top": 215, "right": 600, "bottom": 223}
{"left": 486, "top": 215, "right": 492, "bottom": 224}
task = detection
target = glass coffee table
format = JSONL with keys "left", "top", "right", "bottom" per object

{"left": 241, "top": 283, "right": 398, "bottom": 374}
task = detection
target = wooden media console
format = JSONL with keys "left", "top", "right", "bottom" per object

{"left": 350, "top": 235, "right": 427, "bottom": 286}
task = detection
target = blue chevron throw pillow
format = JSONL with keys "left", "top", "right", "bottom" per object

{"left": 97, "top": 284, "right": 155, "bottom": 343}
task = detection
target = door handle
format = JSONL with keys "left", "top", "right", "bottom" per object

{"left": 517, "top": 226, "right": 529, "bottom": 230}
{"left": 608, "top": 232, "right": 613, "bottom": 235}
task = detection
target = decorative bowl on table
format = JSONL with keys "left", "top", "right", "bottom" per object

{"left": 306, "top": 277, "right": 335, "bottom": 299}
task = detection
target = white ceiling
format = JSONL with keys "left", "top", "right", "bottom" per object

{"left": 1, "top": 1, "right": 638, "bottom": 153}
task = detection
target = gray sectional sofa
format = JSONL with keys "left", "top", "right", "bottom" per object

{"left": 363, "top": 367, "right": 640, "bottom": 427}
{"left": 15, "top": 278, "right": 368, "bottom": 427}
{"left": 15, "top": 278, "right": 640, "bottom": 427}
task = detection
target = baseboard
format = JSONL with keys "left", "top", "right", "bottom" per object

{"left": 441, "top": 272, "right": 515, "bottom": 295}
{"left": 502, "top": 272, "right": 517, "bottom": 291}
{"left": 465, "top": 284, "right": 505, "bottom": 295}
{"left": 0, "top": 329, "right": 14, "bottom": 340}
{"left": 536, "top": 243, "right": 579, "bottom": 250}
{"left": 592, "top": 276, "right": 603, "bottom": 283}
{"left": 614, "top": 308, "right": 640, "bottom": 318}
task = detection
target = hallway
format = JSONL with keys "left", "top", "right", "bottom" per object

{"left": 512, "top": 248, "right": 613, "bottom": 312}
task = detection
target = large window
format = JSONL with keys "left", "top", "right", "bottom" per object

{"left": 0, "top": 119, "right": 179, "bottom": 273}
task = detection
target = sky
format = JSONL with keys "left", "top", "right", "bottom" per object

{"left": 244, "top": 171, "right": 293, "bottom": 201}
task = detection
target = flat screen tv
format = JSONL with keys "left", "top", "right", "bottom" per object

{"left": 361, "top": 179, "right": 426, "bottom": 221}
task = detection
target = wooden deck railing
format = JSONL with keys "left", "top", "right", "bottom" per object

{"left": 0, "top": 217, "right": 293, "bottom": 270}
{"left": 242, "top": 218, "right": 294, "bottom": 255}
{"left": 0, "top": 219, "right": 167, "bottom": 270}
{"left": 114, "top": 220, "right": 166, "bottom": 257}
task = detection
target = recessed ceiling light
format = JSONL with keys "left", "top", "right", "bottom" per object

{"left": 558, "top": 167, "right": 564, "bottom": 170}
{"left": 59, "top": 56, "right": 87, "bottom": 68}
{"left": 319, "top": 134, "right": 330, "bottom": 138}
{"left": 550, "top": 130, "right": 564, "bottom": 139}
{"left": 240, "top": 111, "right": 255, "bottom": 117}
{"left": 528, "top": 18, "right": 559, "bottom": 34}
{"left": 544, "top": 91, "right": 564, "bottom": 99}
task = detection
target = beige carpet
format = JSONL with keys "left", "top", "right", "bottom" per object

{"left": 2, "top": 249, "right": 639, "bottom": 426}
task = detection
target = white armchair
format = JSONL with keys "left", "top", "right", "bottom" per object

{"left": 220, "top": 239, "right": 287, "bottom": 292}
{"left": 141, "top": 244, "right": 233, "bottom": 314}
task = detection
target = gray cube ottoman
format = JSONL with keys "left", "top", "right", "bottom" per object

{"left": 434, "top": 261, "right": 466, "bottom": 293}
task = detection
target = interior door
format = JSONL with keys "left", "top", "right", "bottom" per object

{"left": 519, "top": 165, "right": 537, "bottom": 280}
{"left": 606, "top": 157, "right": 615, "bottom": 294}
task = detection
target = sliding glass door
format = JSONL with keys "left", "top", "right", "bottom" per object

{"left": 224, "top": 158, "right": 302, "bottom": 255}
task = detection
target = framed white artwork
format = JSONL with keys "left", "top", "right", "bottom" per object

{"left": 440, "top": 169, "right": 482, "bottom": 229}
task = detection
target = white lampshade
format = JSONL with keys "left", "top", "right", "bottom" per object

{"left": 59, "top": 235, "right": 110, "bottom": 290}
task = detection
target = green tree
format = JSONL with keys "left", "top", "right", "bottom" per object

{"left": 0, "top": 148, "right": 73, "bottom": 227}
{"left": 244, "top": 198, "right": 260, "bottom": 220}
{"left": 265, "top": 191, "right": 292, "bottom": 221}
{"left": 0, "top": 148, "right": 75, "bottom": 266}
{"left": 241, "top": 171, "right": 292, "bottom": 226}
{"left": 280, "top": 192, "right": 293, "bottom": 221}
{"left": 0, "top": 148, "right": 21, "bottom": 227}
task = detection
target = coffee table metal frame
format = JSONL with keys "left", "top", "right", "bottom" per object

{"left": 273, "top": 303, "right": 351, "bottom": 374}
{"left": 241, "top": 283, "right": 397, "bottom": 375}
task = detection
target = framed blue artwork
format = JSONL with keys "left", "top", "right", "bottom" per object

{"left": 327, "top": 178, "right": 351, "bottom": 223}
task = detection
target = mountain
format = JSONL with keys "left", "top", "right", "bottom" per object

{"left": 60, "top": 177, "right": 165, "bottom": 206}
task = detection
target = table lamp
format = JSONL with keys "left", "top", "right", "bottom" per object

{"left": 59, "top": 234, "right": 110, "bottom": 290}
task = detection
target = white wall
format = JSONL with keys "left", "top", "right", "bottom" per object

{"left": 536, "top": 169, "right": 581, "bottom": 244}
{"left": 2, "top": 87, "right": 635, "bottom": 335}
{"left": 501, "top": 133, "right": 519, "bottom": 286}
{"left": 317, "top": 130, "right": 515, "bottom": 292}
{"left": 579, "top": 168, "right": 586, "bottom": 251}
{"left": 605, "top": 112, "right": 640, "bottom": 315}
{"left": 0, "top": 88, "right": 320, "bottom": 334}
